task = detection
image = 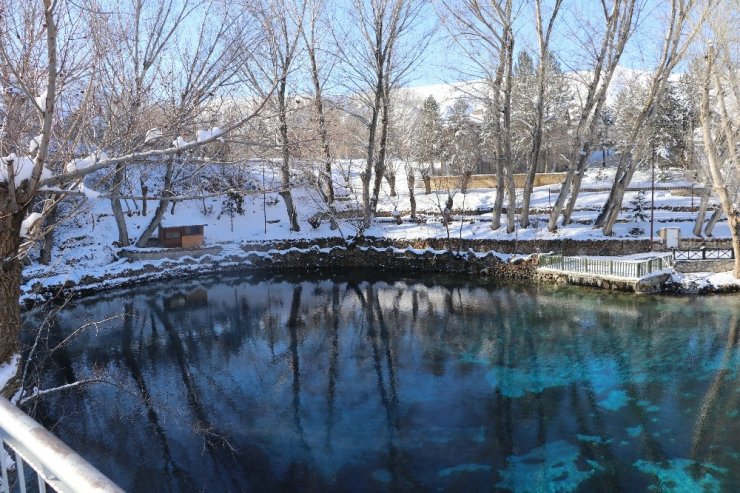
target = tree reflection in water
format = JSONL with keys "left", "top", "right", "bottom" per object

{"left": 21, "top": 273, "right": 740, "bottom": 492}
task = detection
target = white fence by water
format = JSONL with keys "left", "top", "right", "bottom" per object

{"left": 539, "top": 253, "right": 673, "bottom": 279}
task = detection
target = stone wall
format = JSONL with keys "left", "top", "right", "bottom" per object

{"left": 239, "top": 246, "right": 537, "bottom": 279}
{"left": 674, "top": 259, "right": 735, "bottom": 273}
{"left": 118, "top": 246, "right": 222, "bottom": 261}
{"left": 242, "top": 237, "right": 654, "bottom": 256}
{"left": 534, "top": 270, "right": 670, "bottom": 293}
{"left": 677, "top": 238, "right": 733, "bottom": 250}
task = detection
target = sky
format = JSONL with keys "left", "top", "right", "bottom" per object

{"left": 405, "top": 0, "right": 686, "bottom": 88}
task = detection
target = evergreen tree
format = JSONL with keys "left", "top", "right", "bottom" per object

{"left": 448, "top": 99, "right": 481, "bottom": 190}
{"left": 415, "top": 96, "right": 443, "bottom": 175}
{"left": 511, "top": 51, "right": 537, "bottom": 170}
{"left": 628, "top": 190, "right": 649, "bottom": 236}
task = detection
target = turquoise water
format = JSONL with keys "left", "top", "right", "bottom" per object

{"left": 24, "top": 273, "right": 740, "bottom": 492}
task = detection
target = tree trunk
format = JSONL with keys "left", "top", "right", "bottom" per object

{"left": 547, "top": 0, "right": 635, "bottom": 232}
{"left": 111, "top": 163, "right": 130, "bottom": 246}
{"left": 422, "top": 171, "right": 431, "bottom": 194}
{"left": 407, "top": 170, "right": 416, "bottom": 219}
{"left": 521, "top": 0, "right": 562, "bottom": 229}
{"left": 700, "top": 49, "right": 740, "bottom": 276}
{"left": 561, "top": 150, "right": 592, "bottom": 225}
{"left": 704, "top": 207, "right": 722, "bottom": 237}
{"left": 40, "top": 201, "right": 58, "bottom": 265}
{"left": 502, "top": 31, "right": 516, "bottom": 234}
{"left": 385, "top": 170, "right": 396, "bottom": 197}
{"left": 307, "top": 44, "right": 337, "bottom": 230}
{"left": 136, "top": 158, "right": 174, "bottom": 247}
{"left": 141, "top": 179, "right": 148, "bottom": 217}
{"left": 693, "top": 186, "right": 712, "bottom": 237}
{"left": 490, "top": 48, "right": 507, "bottom": 231}
{"left": 0, "top": 209, "right": 23, "bottom": 377}
{"left": 370, "top": 90, "right": 391, "bottom": 215}
{"left": 460, "top": 171, "right": 471, "bottom": 194}
{"left": 363, "top": 71, "right": 384, "bottom": 228}
{"left": 278, "top": 76, "right": 300, "bottom": 232}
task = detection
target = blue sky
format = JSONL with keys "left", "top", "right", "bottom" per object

{"left": 406, "top": 0, "right": 678, "bottom": 87}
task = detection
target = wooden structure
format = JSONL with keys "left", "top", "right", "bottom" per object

{"left": 158, "top": 224, "right": 205, "bottom": 248}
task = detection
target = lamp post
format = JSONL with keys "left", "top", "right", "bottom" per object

{"left": 650, "top": 154, "right": 655, "bottom": 249}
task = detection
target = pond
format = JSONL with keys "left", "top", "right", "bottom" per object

{"left": 23, "top": 272, "right": 740, "bottom": 492}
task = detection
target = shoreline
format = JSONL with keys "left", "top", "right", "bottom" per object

{"left": 20, "top": 237, "right": 740, "bottom": 307}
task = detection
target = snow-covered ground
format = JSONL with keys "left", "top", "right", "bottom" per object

{"left": 20, "top": 161, "right": 734, "bottom": 298}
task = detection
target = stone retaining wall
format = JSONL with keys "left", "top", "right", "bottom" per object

{"left": 534, "top": 269, "right": 671, "bottom": 294}
{"left": 239, "top": 247, "right": 536, "bottom": 279}
{"left": 119, "top": 246, "right": 222, "bottom": 261}
{"left": 674, "top": 259, "right": 735, "bottom": 273}
{"left": 242, "top": 237, "right": 654, "bottom": 256}
{"left": 677, "top": 238, "right": 733, "bottom": 250}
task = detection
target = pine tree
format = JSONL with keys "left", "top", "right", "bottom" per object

{"left": 415, "top": 96, "right": 443, "bottom": 175}
{"left": 448, "top": 100, "right": 481, "bottom": 190}
{"left": 628, "top": 190, "right": 649, "bottom": 235}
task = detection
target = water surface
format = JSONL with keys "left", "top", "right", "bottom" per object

{"left": 24, "top": 273, "right": 740, "bottom": 492}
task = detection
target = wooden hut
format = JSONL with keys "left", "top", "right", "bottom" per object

{"left": 158, "top": 224, "right": 205, "bottom": 248}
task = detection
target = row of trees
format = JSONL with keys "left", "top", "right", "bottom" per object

{"left": 0, "top": 0, "right": 738, "bottom": 390}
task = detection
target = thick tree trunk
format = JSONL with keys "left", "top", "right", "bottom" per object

{"left": 505, "top": 169, "right": 516, "bottom": 233}
{"left": 502, "top": 33, "right": 516, "bottom": 234}
{"left": 704, "top": 207, "right": 722, "bottom": 237}
{"left": 40, "top": 201, "right": 58, "bottom": 265}
{"left": 307, "top": 45, "right": 337, "bottom": 230}
{"left": 701, "top": 49, "right": 740, "bottom": 276}
{"left": 385, "top": 170, "right": 396, "bottom": 197}
{"left": 370, "top": 92, "right": 391, "bottom": 216}
{"left": 407, "top": 171, "right": 416, "bottom": 219}
{"left": 492, "top": 155, "right": 505, "bottom": 230}
{"left": 693, "top": 186, "right": 712, "bottom": 237}
{"left": 561, "top": 151, "right": 592, "bottom": 225}
{"left": 422, "top": 171, "right": 431, "bottom": 194}
{"left": 277, "top": 78, "right": 300, "bottom": 232}
{"left": 363, "top": 74, "right": 384, "bottom": 228}
{"left": 111, "top": 163, "right": 130, "bottom": 246}
{"left": 0, "top": 210, "right": 23, "bottom": 373}
{"left": 136, "top": 158, "right": 174, "bottom": 247}
{"left": 490, "top": 49, "right": 507, "bottom": 231}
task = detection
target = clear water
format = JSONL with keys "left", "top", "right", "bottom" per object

{"left": 23, "top": 273, "right": 740, "bottom": 492}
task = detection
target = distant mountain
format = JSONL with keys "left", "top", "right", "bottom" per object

{"left": 403, "top": 66, "right": 669, "bottom": 116}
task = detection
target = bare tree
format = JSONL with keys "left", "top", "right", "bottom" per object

{"left": 335, "top": 0, "right": 428, "bottom": 228}
{"left": 302, "top": 0, "right": 338, "bottom": 229}
{"left": 0, "top": 1, "right": 272, "bottom": 392}
{"left": 519, "top": 0, "right": 563, "bottom": 228}
{"left": 546, "top": 0, "right": 638, "bottom": 231}
{"left": 699, "top": 43, "right": 739, "bottom": 276}
{"left": 595, "top": 0, "right": 710, "bottom": 235}
{"left": 440, "top": 0, "right": 517, "bottom": 233}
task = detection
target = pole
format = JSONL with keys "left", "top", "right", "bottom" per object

{"left": 650, "top": 156, "right": 655, "bottom": 249}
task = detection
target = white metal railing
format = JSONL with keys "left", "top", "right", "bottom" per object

{"left": 0, "top": 397, "right": 124, "bottom": 493}
{"left": 539, "top": 253, "right": 673, "bottom": 279}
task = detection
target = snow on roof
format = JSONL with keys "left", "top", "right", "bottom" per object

{"left": 159, "top": 219, "right": 207, "bottom": 228}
